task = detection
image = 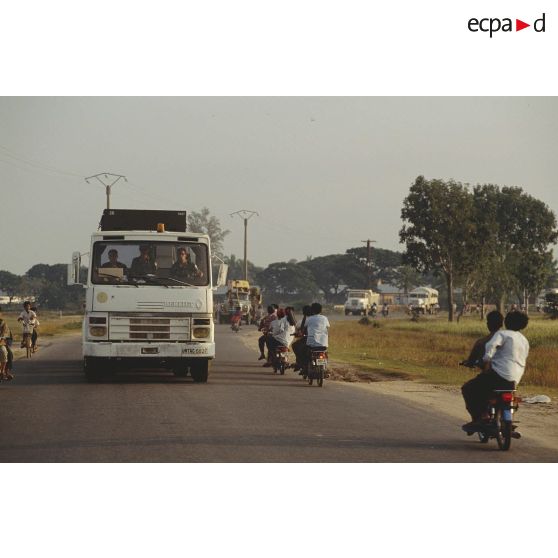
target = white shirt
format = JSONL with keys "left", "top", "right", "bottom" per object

{"left": 483, "top": 330, "right": 530, "bottom": 384}
{"left": 19, "top": 310, "right": 37, "bottom": 333}
{"left": 305, "top": 314, "right": 330, "bottom": 348}
{"left": 271, "top": 316, "right": 295, "bottom": 347}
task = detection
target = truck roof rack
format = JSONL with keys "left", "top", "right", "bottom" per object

{"left": 100, "top": 209, "right": 187, "bottom": 232}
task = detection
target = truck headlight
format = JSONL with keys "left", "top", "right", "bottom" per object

{"left": 89, "top": 326, "right": 107, "bottom": 337}
{"left": 192, "top": 327, "right": 210, "bottom": 339}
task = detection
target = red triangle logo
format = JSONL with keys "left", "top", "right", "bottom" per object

{"left": 516, "top": 19, "right": 530, "bottom": 31}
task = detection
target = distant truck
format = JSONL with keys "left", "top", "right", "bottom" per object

{"left": 543, "top": 289, "right": 558, "bottom": 319}
{"left": 408, "top": 287, "right": 439, "bottom": 314}
{"left": 219, "top": 280, "right": 262, "bottom": 324}
{"left": 344, "top": 289, "right": 380, "bottom": 316}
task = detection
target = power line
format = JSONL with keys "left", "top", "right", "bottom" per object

{"left": 0, "top": 143, "right": 83, "bottom": 177}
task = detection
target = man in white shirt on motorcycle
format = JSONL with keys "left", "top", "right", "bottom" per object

{"left": 462, "top": 310, "right": 530, "bottom": 433}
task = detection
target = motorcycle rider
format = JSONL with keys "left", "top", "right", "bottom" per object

{"left": 267, "top": 308, "right": 296, "bottom": 373}
{"left": 462, "top": 310, "right": 530, "bottom": 433}
{"left": 461, "top": 310, "right": 503, "bottom": 369}
{"left": 292, "top": 305, "right": 311, "bottom": 373}
{"left": 257, "top": 305, "right": 277, "bottom": 363}
{"left": 303, "top": 302, "right": 330, "bottom": 368}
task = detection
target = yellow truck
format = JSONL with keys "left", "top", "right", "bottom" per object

{"left": 218, "top": 280, "right": 262, "bottom": 324}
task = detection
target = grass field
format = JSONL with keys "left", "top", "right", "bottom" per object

{"left": 329, "top": 314, "right": 558, "bottom": 393}
{"left": 1, "top": 311, "right": 82, "bottom": 343}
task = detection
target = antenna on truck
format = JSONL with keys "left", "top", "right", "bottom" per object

{"left": 85, "top": 172, "right": 127, "bottom": 210}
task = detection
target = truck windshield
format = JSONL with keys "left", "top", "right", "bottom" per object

{"left": 91, "top": 241, "right": 209, "bottom": 286}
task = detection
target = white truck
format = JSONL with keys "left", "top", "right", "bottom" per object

{"left": 408, "top": 287, "right": 439, "bottom": 314}
{"left": 68, "top": 209, "right": 225, "bottom": 382}
{"left": 344, "top": 289, "right": 380, "bottom": 316}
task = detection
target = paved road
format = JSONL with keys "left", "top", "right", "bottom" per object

{"left": 1, "top": 326, "right": 557, "bottom": 462}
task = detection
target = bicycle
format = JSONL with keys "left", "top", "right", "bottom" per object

{"left": 21, "top": 321, "right": 35, "bottom": 358}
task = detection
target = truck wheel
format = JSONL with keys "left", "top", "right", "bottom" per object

{"left": 84, "top": 357, "right": 104, "bottom": 383}
{"left": 344, "top": 310, "right": 350, "bottom": 316}
{"left": 173, "top": 366, "right": 189, "bottom": 378}
{"left": 191, "top": 360, "right": 210, "bottom": 383}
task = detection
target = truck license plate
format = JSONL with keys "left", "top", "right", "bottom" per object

{"left": 182, "top": 347, "right": 209, "bottom": 355}
{"left": 141, "top": 347, "right": 159, "bottom": 354}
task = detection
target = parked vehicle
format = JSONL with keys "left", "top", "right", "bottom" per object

{"left": 543, "top": 289, "right": 558, "bottom": 319}
{"left": 344, "top": 289, "right": 380, "bottom": 316}
{"left": 68, "top": 209, "right": 226, "bottom": 383}
{"left": 408, "top": 287, "right": 439, "bottom": 314}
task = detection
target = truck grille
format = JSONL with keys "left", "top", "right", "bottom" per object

{"left": 109, "top": 316, "right": 191, "bottom": 341}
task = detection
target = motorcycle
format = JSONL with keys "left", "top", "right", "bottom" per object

{"left": 460, "top": 360, "right": 521, "bottom": 451}
{"left": 305, "top": 347, "right": 328, "bottom": 387}
{"left": 271, "top": 345, "right": 289, "bottom": 375}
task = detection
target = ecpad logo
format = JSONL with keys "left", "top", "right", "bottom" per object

{"left": 468, "top": 13, "right": 546, "bottom": 37}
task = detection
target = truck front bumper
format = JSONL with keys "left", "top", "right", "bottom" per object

{"left": 83, "top": 341, "right": 215, "bottom": 359}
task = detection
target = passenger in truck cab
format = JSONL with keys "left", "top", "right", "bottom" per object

{"left": 170, "top": 247, "right": 203, "bottom": 280}
{"left": 130, "top": 245, "right": 157, "bottom": 276}
{"left": 101, "top": 249, "right": 127, "bottom": 270}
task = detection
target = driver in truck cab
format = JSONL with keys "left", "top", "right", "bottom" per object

{"left": 130, "top": 245, "right": 156, "bottom": 276}
{"left": 170, "top": 247, "right": 203, "bottom": 280}
{"left": 101, "top": 249, "right": 127, "bottom": 271}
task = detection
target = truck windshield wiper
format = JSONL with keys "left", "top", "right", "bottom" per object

{"left": 133, "top": 275, "right": 170, "bottom": 288}
{"left": 164, "top": 276, "right": 196, "bottom": 287}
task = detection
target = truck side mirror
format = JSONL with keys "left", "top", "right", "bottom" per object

{"left": 216, "top": 263, "right": 228, "bottom": 288}
{"left": 67, "top": 251, "right": 82, "bottom": 285}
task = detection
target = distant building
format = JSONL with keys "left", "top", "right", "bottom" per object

{"left": 375, "top": 283, "right": 409, "bottom": 305}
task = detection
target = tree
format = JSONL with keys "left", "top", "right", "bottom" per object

{"left": 256, "top": 262, "right": 319, "bottom": 302}
{"left": 471, "top": 185, "right": 558, "bottom": 312}
{"left": 345, "top": 246, "right": 404, "bottom": 287}
{"left": 0, "top": 270, "right": 22, "bottom": 302}
{"left": 223, "top": 254, "right": 263, "bottom": 284}
{"left": 300, "top": 254, "right": 355, "bottom": 302}
{"left": 188, "top": 208, "right": 230, "bottom": 257}
{"left": 400, "top": 176, "right": 476, "bottom": 321}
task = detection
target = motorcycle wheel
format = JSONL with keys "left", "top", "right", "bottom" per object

{"left": 308, "top": 377, "right": 313, "bottom": 385}
{"left": 317, "top": 366, "right": 324, "bottom": 387}
{"left": 478, "top": 431, "right": 489, "bottom": 444}
{"left": 496, "top": 409, "right": 512, "bottom": 451}
{"left": 280, "top": 362, "right": 285, "bottom": 375}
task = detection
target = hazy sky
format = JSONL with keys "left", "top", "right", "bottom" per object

{"left": 1, "top": 97, "right": 557, "bottom": 275}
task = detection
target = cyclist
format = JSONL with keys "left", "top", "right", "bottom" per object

{"left": 18, "top": 301, "right": 37, "bottom": 350}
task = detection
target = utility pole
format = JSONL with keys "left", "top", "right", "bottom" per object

{"left": 85, "top": 173, "right": 127, "bottom": 209}
{"left": 230, "top": 210, "right": 259, "bottom": 281}
{"left": 361, "top": 239, "right": 376, "bottom": 289}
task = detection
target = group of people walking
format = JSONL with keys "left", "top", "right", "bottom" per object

{"left": 0, "top": 301, "right": 40, "bottom": 381}
{"left": 257, "top": 302, "right": 330, "bottom": 373}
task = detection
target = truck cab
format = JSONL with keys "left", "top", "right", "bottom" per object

{"left": 408, "top": 287, "right": 439, "bottom": 314}
{"left": 344, "top": 289, "right": 380, "bottom": 316}
{"left": 69, "top": 209, "right": 222, "bottom": 382}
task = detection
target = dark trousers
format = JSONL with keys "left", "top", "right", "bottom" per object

{"left": 258, "top": 334, "right": 267, "bottom": 356}
{"left": 461, "top": 369, "right": 515, "bottom": 421}
{"left": 291, "top": 337, "right": 307, "bottom": 366}
{"left": 6, "top": 345, "right": 13, "bottom": 371}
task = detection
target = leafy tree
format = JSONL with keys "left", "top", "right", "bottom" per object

{"left": 300, "top": 254, "right": 355, "bottom": 302}
{"left": 344, "top": 247, "right": 404, "bottom": 288}
{"left": 222, "top": 254, "right": 263, "bottom": 284}
{"left": 188, "top": 207, "right": 230, "bottom": 257}
{"left": 470, "top": 185, "right": 558, "bottom": 312}
{"left": 0, "top": 270, "right": 22, "bottom": 302}
{"left": 256, "top": 262, "right": 319, "bottom": 302}
{"left": 400, "top": 176, "right": 476, "bottom": 321}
